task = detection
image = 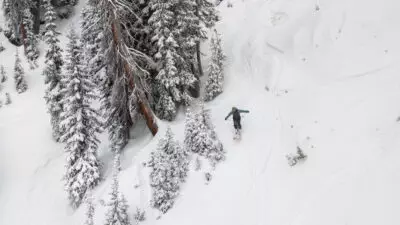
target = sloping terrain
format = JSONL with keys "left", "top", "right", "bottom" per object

{"left": 1, "top": 0, "right": 400, "bottom": 224}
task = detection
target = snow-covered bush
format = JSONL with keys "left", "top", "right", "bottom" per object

{"left": 286, "top": 147, "right": 307, "bottom": 167}
{"left": 134, "top": 207, "right": 146, "bottom": 223}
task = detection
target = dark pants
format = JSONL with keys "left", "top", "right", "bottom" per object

{"left": 234, "top": 118, "right": 241, "bottom": 130}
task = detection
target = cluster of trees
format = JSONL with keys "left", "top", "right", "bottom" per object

{"left": 83, "top": 155, "right": 142, "bottom": 225}
{"left": 3, "top": 0, "right": 226, "bottom": 221}
{"left": 2, "top": 0, "right": 78, "bottom": 44}
{"left": 148, "top": 104, "right": 225, "bottom": 214}
{"left": 2, "top": 0, "right": 78, "bottom": 67}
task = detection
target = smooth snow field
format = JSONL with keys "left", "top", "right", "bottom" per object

{"left": 1, "top": 0, "right": 400, "bottom": 224}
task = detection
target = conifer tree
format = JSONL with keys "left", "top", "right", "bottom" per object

{"left": 175, "top": 0, "right": 199, "bottom": 103}
{"left": 1, "top": 65, "right": 7, "bottom": 83}
{"left": 43, "top": 0, "right": 64, "bottom": 141}
{"left": 81, "top": 0, "right": 104, "bottom": 82}
{"left": 196, "top": 104, "right": 224, "bottom": 166}
{"left": 80, "top": 0, "right": 130, "bottom": 153}
{"left": 184, "top": 105, "right": 224, "bottom": 167}
{"left": 205, "top": 30, "right": 225, "bottom": 101}
{"left": 184, "top": 108, "right": 197, "bottom": 151}
{"left": 149, "top": 0, "right": 198, "bottom": 119}
{"left": 0, "top": 42, "right": 5, "bottom": 52}
{"left": 85, "top": 195, "right": 95, "bottom": 225}
{"left": 195, "top": 0, "right": 218, "bottom": 28}
{"left": 2, "top": 0, "right": 24, "bottom": 45}
{"left": 14, "top": 49, "right": 28, "bottom": 93}
{"left": 5, "top": 93, "right": 11, "bottom": 105}
{"left": 154, "top": 88, "right": 176, "bottom": 121}
{"left": 0, "top": 65, "right": 6, "bottom": 93}
{"left": 148, "top": 127, "right": 189, "bottom": 213}
{"left": 22, "top": 8, "right": 39, "bottom": 69}
{"left": 149, "top": 0, "right": 181, "bottom": 120}
{"left": 193, "top": 0, "right": 219, "bottom": 77}
{"left": 176, "top": 0, "right": 203, "bottom": 68}
{"left": 104, "top": 154, "right": 131, "bottom": 225}
{"left": 60, "top": 28, "right": 102, "bottom": 208}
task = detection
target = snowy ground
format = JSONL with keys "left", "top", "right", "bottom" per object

{"left": 2, "top": 0, "right": 400, "bottom": 224}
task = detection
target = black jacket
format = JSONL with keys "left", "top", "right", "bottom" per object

{"left": 225, "top": 108, "right": 249, "bottom": 121}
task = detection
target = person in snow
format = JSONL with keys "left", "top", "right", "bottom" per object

{"left": 225, "top": 107, "right": 250, "bottom": 130}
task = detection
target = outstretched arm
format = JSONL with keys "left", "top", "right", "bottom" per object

{"left": 225, "top": 111, "right": 233, "bottom": 120}
{"left": 238, "top": 109, "right": 250, "bottom": 114}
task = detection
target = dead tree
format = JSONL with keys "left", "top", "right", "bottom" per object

{"left": 103, "top": 0, "right": 158, "bottom": 136}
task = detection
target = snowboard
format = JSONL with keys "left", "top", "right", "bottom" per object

{"left": 233, "top": 129, "right": 241, "bottom": 140}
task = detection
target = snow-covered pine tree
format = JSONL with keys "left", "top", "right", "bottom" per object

{"left": 14, "top": 49, "right": 28, "bottom": 93}
{"left": 43, "top": 0, "right": 63, "bottom": 82}
{"left": 5, "top": 93, "right": 11, "bottom": 105}
{"left": 193, "top": 0, "right": 219, "bottom": 76}
{"left": 148, "top": 127, "right": 189, "bottom": 213}
{"left": 57, "top": 0, "right": 79, "bottom": 6}
{"left": 195, "top": 0, "right": 218, "bottom": 28}
{"left": 205, "top": 30, "right": 225, "bottom": 101}
{"left": 2, "top": 0, "right": 24, "bottom": 45}
{"left": 81, "top": 0, "right": 104, "bottom": 84}
{"left": 22, "top": 8, "right": 39, "bottom": 69}
{"left": 174, "top": 0, "right": 198, "bottom": 103}
{"left": 22, "top": 7, "right": 39, "bottom": 66}
{"left": 43, "top": 0, "right": 64, "bottom": 141}
{"left": 154, "top": 87, "right": 176, "bottom": 121}
{"left": 185, "top": 105, "right": 224, "bottom": 166}
{"left": 104, "top": 154, "right": 131, "bottom": 225}
{"left": 84, "top": 195, "right": 95, "bottom": 225}
{"left": 196, "top": 104, "right": 224, "bottom": 166}
{"left": 149, "top": 0, "right": 181, "bottom": 120}
{"left": 134, "top": 207, "right": 146, "bottom": 223}
{"left": 60, "top": 28, "right": 102, "bottom": 208}
{"left": 184, "top": 108, "right": 197, "bottom": 151}
{"left": 0, "top": 42, "right": 5, "bottom": 52}
{"left": 0, "top": 65, "right": 7, "bottom": 83}
{"left": 80, "top": 0, "right": 128, "bottom": 153}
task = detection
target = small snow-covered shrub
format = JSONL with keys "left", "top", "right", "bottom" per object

{"left": 134, "top": 207, "right": 146, "bottom": 223}
{"left": 286, "top": 147, "right": 307, "bottom": 167}
{"left": 205, "top": 172, "right": 212, "bottom": 184}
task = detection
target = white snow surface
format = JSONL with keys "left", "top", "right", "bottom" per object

{"left": 2, "top": 0, "right": 400, "bottom": 224}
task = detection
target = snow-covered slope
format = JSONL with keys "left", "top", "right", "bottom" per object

{"left": 2, "top": 0, "right": 400, "bottom": 224}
